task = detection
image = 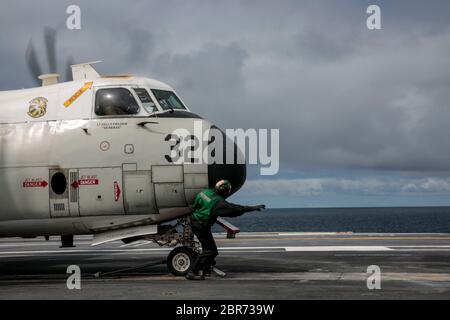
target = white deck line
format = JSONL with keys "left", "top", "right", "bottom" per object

{"left": 285, "top": 246, "right": 393, "bottom": 252}
{"left": 0, "top": 245, "right": 395, "bottom": 255}
{"left": 278, "top": 232, "right": 353, "bottom": 236}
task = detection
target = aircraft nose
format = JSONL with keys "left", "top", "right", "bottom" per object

{"left": 207, "top": 127, "right": 247, "bottom": 197}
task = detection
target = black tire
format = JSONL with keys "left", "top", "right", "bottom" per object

{"left": 167, "top": 247, "right": 197, "bottom": 276}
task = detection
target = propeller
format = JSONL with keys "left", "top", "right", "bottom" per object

{"left": 25, "top": 39, "right": 43, "bottom": 86}
{"left": 26, "top": 27, "right": 75, "bottom": 85}
{"left": 44, "top": 27, "right": 57, "bottom": 73}
{"left": 65, "top": 55, "right": 76, "bottom": 82}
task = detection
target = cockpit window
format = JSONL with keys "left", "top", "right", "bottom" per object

{"left": 133, "top": 88, "right": 157, "bottom": 114}
{"left": 95, "top": 88, "right": 140, "bottom": 116}
{"left": 152, "top": 89, "right": 186, "bottom": 110}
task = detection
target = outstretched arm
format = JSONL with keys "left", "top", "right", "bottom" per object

{"left": 212, "top": 200, "right": 266, "bottom": 218}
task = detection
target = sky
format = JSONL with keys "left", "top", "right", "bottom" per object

{"left": 1, "top": 0, "right": 450, "bottom": 208}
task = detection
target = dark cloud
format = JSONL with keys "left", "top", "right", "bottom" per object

{"left": 150, "top": 42, "right": 249, "bottom": 129}
{"left": 124, "top": 29, "right": 154, "bottom": 67}
{"left": 1, "top": 0, "right": 450, "bottom": 173}
{"left": 295, "top": 28, "right": 359, "bottom": 63}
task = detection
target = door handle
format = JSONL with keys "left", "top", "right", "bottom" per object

{"left": 137, "top": 121, "right": 159, "bottom": 127}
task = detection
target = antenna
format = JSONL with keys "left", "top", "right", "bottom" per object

{"left": 38, "top": 73, "right": 60, "bottom": 86}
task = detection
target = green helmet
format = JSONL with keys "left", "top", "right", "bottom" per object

{"left": 215, "top": 179, "right": 232, "bottom": 195}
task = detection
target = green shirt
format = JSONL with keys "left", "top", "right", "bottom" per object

{"left": 192, "top": 189, "right": 223, "bottom": 227}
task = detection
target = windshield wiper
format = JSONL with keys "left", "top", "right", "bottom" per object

{"left": 149, "top": 108, "right": 176, "bottom": 117}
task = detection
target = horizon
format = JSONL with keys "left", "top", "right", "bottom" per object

{"left": 247, "top": 205, "right": 450, "bottom": 210}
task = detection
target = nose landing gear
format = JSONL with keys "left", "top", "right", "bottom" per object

{"left": 167, "top": 246, "right": 197, "bottom": 276}
{"left": 119, "top": 216, "right": 229, "bottom": 277}
{"left": 142, "top": 216, "right": 200, "bottom": 276}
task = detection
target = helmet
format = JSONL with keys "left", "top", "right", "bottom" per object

{"left": 215, "top": 180, "right": 232, "bottom": 196}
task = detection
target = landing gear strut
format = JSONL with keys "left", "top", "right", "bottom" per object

{"left": 167, "top": 216, "right": 199, "bottom": 276}
{"left": 60, "top": 235, "right": 75, "bottom": 248}
{"left": 121, "top": 216, "right": 228, "bottom": 277}
{"left": 143, "top": 216, "right": 200, "bottom": 276}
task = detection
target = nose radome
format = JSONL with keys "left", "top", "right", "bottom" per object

{"left": 207, "top": 126, "right": 247, "bottom": 197}
{"left": 208, "top": 162, "right": 247, "bottom": 197}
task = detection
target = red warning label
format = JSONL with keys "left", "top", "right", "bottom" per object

{"left": 114, "top": 181, "right": 121, "bottom": 202}
{"left": 72, "top": 175, "right": 99, "bottom": 187}
{"left": 78, "top": 178, "right": 99, "bottom": 186}
{"left": 23, "top": 179, "right": 48, "bottom": 188}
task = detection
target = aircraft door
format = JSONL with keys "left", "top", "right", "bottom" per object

{"left": 78, "top": 167, "right": 124, "bottom": 216}
{"left": 152, "top": 165, "right": 187, "bottom": 209}
{"left": 123, "top": 171, "right": 157, "bottom": 214}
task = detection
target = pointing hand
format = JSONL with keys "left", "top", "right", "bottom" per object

{"left": 253, "top": 204, "right": 266, "bottom": 212}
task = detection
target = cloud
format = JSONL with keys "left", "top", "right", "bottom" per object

{"left": 151, "top": 42, "right": 248, "bottom": 100}
{"left": 1, "top": 0, "right": 450, "bottom": 172}
{"left": 124, "top": 29, "right": 154, "bottom": 67}
{"left": 241, "top": 176, "right": 450, "bottom": 197}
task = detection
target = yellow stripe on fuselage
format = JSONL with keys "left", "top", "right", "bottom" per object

{"left": 64, "top": 82, "right": 93, "bottom": 108}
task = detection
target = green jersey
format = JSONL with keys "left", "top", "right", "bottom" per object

{"left": 192, "top": 189, "right": 223, "bottom": 227}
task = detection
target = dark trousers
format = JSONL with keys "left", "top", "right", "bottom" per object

{"left": 190, "top": 219, "right": 218, "bottom": 274}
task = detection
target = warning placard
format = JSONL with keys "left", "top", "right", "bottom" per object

{"left": 78, "top": 178, "right": 99, "bottom": 186}
{"left": 71, "top": 175, "right": 100, "bottom": 188}
{"left": 23, "top": 179, "right": 48, "bottom": 188}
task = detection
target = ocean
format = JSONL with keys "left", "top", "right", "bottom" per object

{"left": 212, "top": 207, "right": 450, "bottom": 233}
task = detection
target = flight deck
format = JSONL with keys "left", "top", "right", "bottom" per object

{"left": 0, "top": 232, "right": 449, "bottom": 300}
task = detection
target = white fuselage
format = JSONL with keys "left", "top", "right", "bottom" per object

{"left": 0, "top": 77, "right": 219, "bottom": 237}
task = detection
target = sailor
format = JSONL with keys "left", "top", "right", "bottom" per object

{"left": 186, "top": 180, "right": 265, "bottom": 280}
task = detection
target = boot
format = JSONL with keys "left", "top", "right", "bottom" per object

{"left": 185, "top": 270, "right": 205, "bottom": 280}
{"left": 203, "top": 266, "right": 214, "bottom": 276}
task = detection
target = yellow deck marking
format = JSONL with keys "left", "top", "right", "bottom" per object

{"left": 64, "top": 82, "right": 93, "bottom": 107}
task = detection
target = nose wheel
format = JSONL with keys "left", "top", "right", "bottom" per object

{"left": 167, "top": 246, "right": 198, "bottom": 276}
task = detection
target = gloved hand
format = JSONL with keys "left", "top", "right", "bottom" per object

{"left": 251, "top": 204, "right": 266, "bottom": 212}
